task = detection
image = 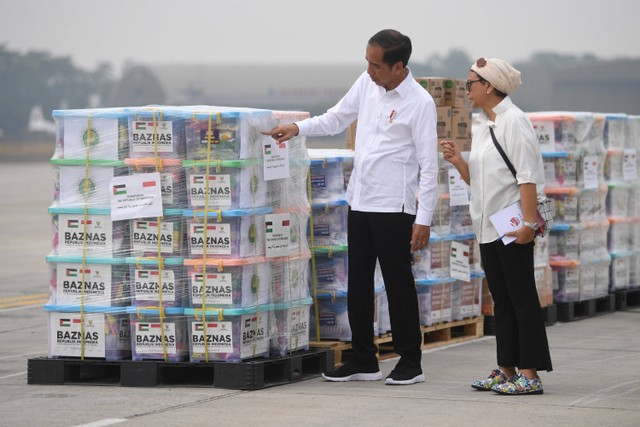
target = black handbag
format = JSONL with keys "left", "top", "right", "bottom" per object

{"left": 489, "top": 127, "right": 554, "bottom": 237}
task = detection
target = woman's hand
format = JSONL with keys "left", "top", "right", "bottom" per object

{"left": 504, "top": 226, "right": 536, "bottom": 244}
{"left": 440, "top": 140, "right": 462, "bottom": 166}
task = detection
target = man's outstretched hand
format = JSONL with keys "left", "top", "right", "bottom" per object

{"left": 261, "top": 123, "right": 299, "bottom": 143}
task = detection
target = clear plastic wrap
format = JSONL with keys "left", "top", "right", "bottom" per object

{"left": 47, "top": 105, "right": 313, "bottom": 364}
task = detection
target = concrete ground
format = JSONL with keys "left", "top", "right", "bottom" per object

{"left": 1, "top": 162, "right": 639, "bottom": 427}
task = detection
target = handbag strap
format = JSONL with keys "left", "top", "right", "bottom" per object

{"left": 489, "top": 127, "right": 517, "bottom": 180}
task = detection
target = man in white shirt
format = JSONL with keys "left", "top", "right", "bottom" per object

{"left": 263, "top": 29, "right": 438, "bottom": 385}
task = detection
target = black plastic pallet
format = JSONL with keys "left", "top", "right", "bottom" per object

{"left": 556, "top": 294, "right": 615, "bottom": 323}
{"left": 543, "top": 304, "right": 557, "bottom": 327}
{"left": 483, "top": 304, "right": 557, "bottom": 337}
{"left": 614, "top": 288, "right": 640, "bottom": 310}
{"left": 27, "top": 348, "right": 333, "bottom": 390}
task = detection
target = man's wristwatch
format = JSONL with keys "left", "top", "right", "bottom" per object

{"left": 523, "top": 221, "right": 539, "bottom": 231}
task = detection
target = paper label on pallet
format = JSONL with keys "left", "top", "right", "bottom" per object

{"left": 191, "top": 321, "right": 233, "bottom": 354}
{"left": 188, "top": 174, "right": 232, "bottom": 208}
{"left": 189, "top": 223, "right": 232, "bottom": 255}
{"left": 240, "top": 313, "right": 268, "bottom": 359}
{"left": 110, "top": 173, "right": 163, "bottom": 221}
{"left": 265, "top": 213, "right": 291, "bottom": 258}
{"left": 134, "top": 322, "right": 177, "bottom": 354}
{"left": 63, "top": 117, "right": 119, "bottom": 160}
{"left": 450, "top": 241, "right": 471, "bottom": 282}
{"left": 131, "top": 120, "right": 174, "bottom": 153}
{"left": 448, "top": 169, "right": 470, "bottom": 206}
{"left": 623, "top": 149, "right": 637, "bottom": 181}
{"left": 263, "top": 140, "right": 290, "bottom": 181}
{"left": 50, "top": 312, "right": 105, "bottom": 358}
{"left": 132, "top": 220, "right": 175, "bottom": 254}
{"left": 190, "top": 272, "right": 233, "bottom": 305}
{"left": 59, "top": 214, "right": 114, "bottom": 255}
{"left": 56, "top": 263, "right": 113, "bottom": 306}
{"left": 533, "top": 121, "right": 555, "bottom": 152}
{"left": 134, "top": 269, "right": 176, "bottom": 302}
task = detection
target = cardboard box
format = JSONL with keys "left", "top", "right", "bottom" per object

{"left": 535, "top": 265, "right": 553, "bottom": 308}
{"left": 436, "top": 106, "right": 452, "bottom": 145}
{"left": 416, "top": 77, "right": 445, "bottom": 107}
{"left": 445, "top": 78, "right": 469, "bottom": 108}
{"left": 452, "top": 108, "right": 472, "bottom": 140}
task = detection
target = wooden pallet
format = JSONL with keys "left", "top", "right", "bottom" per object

{"left": 311, "top": 316, "right": 484, "bottom": 367}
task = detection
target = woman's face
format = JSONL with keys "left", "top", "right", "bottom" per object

{"left": 466, "top": 71, "right": 488, "bottom": 109}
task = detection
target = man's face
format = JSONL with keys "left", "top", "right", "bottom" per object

{"left": 366, "top": 44, "right": 402, "bottom": 91}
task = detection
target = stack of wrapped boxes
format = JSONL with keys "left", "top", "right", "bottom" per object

{"left": 306, "top": 149, "right": 353, "bottom": 341}
{"left": 604, "top": 114, "right": 640, "bottom": 292}
{"left": 528, "top": 112, "right": 610, "bottom": 304}
{"left": 389, "top": 77, "right": 483, "bottom": 331}
{"left": 45, "top": 105, "right": 313, "bottom": 363}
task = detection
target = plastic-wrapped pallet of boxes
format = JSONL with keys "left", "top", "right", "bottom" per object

{"left": 45, "top": 105, "right": 314, "bottom": 363}
{"left": 605, "top": 114, "right": 640, "bottom": 291}
{"left": 306, "top": 149, "right": 356, "bottom": 341}
{"left": 528, "top": 112, "right": 611, "bottom": 303}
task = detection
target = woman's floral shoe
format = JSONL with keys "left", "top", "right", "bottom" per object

{"left": 471, "top": 368, "right": 510, "bottom": 391}
{"left": 492, "top": 372, "right": 544, "bottom": 395}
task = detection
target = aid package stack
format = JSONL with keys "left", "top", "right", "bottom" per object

{"left": 410, "top": 150, "right": 483, "bottom": 327}
{"left": 527, "top": 112, "right": 611, "bottom": 303}
{"left": 306, "top": 149, "right": 354, "bottom": 341}
{"left": 603, "top": 114, "right": 640, "bottom": 292}
{"left": 46, "top": 105, "right": 312, "bottom": 363}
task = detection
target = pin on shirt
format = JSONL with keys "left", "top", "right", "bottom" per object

{"left": 389, "top": 110, "right": 397, "bottom": 124}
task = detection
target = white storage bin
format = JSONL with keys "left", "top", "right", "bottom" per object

{"left": 50, "top": 206, "right": 129, "bottom": 258}
{"left": 270, "top": 298, "right": 312, "bottom": 357}
{"left": 46, "top": 305, "right": 131, "bottom": 360}
{"left": 184, "top": 207, "right": 270, "bottom": 259}
{"left": 126, "top": 107, "right": 185, "bottom": 158}
{"left": 185, "top": 305, "right": 271, "bottom": 362}
{"left": 126, "top": 257, "right": 187, "bottom": 308}
{"left": 309, "top": 200, "right": 348, "bottom": 247}
{"left": 183, "top": 159, "right": 267, "bottom": 209}
{"left": 310, "top": 249, "right": 348, "bottom": 293}
{"left": 551, "top": 260, "right": 580, "bottom": 303}
{"left": 309, "top": 290, "right": 351, "bottom": 341}
{"left": 46, "top": 255, "right": 130, "bottom": 307}
{"left": 126, "top": 306, "right": 188, "bottom": 362}
{"left": 52, "top": 107, "right": 128, "bottom": 160}
{"left": 416, "top": 278, "right": 454, "bottom": 326}
{"left": 184, "top": 257, "right": 269, "bottom": 308}
{"left": 269, "top": 254, "right": 311, "bottom": 303}
{"left": 183, "top": 107, "right": 272, "bottom": 160}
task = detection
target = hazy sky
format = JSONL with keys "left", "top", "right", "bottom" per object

{"left": 2, "top": 0, "right": 639, "bottom": 75}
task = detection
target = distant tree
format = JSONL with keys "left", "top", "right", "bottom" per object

{"left": 516, "top": 52, "right": 600, "bottom": 69}
{"left": 110, "top": 64, "right": 165, "bottom": 107}
{"left": 0, "top": 45, "right": 114, "bottom": 139}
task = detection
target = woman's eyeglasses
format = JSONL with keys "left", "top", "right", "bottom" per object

{"left": 465, "top": 79, "right": 483, "bottom": 91}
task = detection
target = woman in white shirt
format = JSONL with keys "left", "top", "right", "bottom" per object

{"left": 441, "top": 57, "right": 552, "bottom": 395}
